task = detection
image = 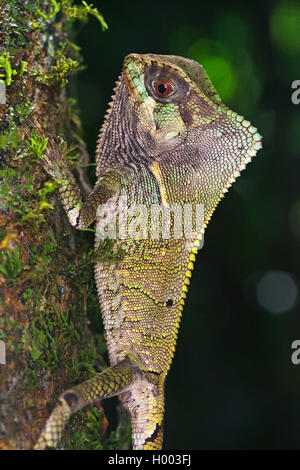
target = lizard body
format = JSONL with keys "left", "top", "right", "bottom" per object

{"left": 32, "top": 53, "right": 262, "bottom": 450}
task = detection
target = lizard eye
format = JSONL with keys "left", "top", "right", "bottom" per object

{"left": 153, "top": 80, "right": 174, "bottom": 98}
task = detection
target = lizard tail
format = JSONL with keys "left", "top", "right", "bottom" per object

{"left": 137, "top": 423, "right": 164, "bottom": 450}
{"left": 120, "top": 376, "right": 165, "bottom": 450}
{"left": 33, "top": 358, "right": 137, "bottom": 449}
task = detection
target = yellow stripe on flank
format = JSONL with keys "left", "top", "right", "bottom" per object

{"left": 150, "top": 161, "right": 169, "bottom": 206}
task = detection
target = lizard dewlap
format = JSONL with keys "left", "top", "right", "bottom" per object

{"left": 32, "top": 54, "right": 262, "bottom": 450}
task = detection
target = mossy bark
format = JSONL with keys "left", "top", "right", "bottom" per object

{"left": 0, "top": 0, "right": 127, "bottom": 450}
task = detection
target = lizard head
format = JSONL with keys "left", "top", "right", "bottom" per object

{"left": 123, "top": 53, "right": 262, "bottom": 151}
{"left": 97, "top": 53, "right": 262, "bottom": 225}
{"left": 121, "top": 53, "right": 262, "bottom": 219}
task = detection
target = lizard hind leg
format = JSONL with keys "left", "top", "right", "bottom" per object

{"left": 33, "top": 358, "right": 138, "bottom": 450}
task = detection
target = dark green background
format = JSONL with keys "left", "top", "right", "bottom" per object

{"left": 74, "top": 0, "right": 300, "bottom": 449}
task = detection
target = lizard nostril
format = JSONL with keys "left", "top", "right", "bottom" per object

{"left": 166, "top": 299, "right": 173, "bottom": 307}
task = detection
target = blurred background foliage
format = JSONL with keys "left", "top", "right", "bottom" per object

{"left": 72, "top": 0, "right": 300, "bottom": 449}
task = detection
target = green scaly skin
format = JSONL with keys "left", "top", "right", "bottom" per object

{"left": 32, "top": 54, "right": 262, "bottom": 450}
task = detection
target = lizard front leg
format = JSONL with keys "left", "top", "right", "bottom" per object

{"left": 24, "top": 124, "right": 123, "bottom": 229}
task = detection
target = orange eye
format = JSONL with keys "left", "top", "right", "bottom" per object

{"left": 154, "top": 80, "right": 174, "bottom": 98}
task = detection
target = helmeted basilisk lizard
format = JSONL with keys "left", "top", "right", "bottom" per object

{"left": 31, "top": 53, "right": 262, "bottom": 450}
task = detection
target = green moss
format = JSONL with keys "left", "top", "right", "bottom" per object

{"left": 62, "top": 0, "right": 108, "bottom": 31}
{"left": 3, "top": 1, "right": 32, "bottom": 48}
{"left": 24, "top": 304, "right": 76, "bottom": 369}
{"left": 29, "top": 0, "right": 108, "bottom": 32}
{"left": 0, "top": 54, "right": 28, "bottom": 86}
{"left": 0, "top": 164, "right": 56, "bottom": 226}
{"left": 23, "top": 368, "right": 38, "bottom": 391}
{"left": 65, "top": 407, "right": 131, "bottom": 450}
{"left": 32, "top": 53, "right": 82, "bottom": 87}
{"left": 25, "top": 129, "right": 49, "bottom": 160}
{"left": 0, "top": 315, "right": 23, "bottom": 352}
{"left": 0, "top": 52, "right": 16, "bottom": 86}
{"left": 0, "top": 99, "right": 33, "bottom": 151}
{"left": 65, "top": 408, "right": 105, "bottom": 450}
{"left": 35, "top": 0, "right": 60, "bottom": 22}
{"left": 0, "top": 246, "right": 22, "bottom": 280}
{"left": 19, "top": 61, "right": 28, "bottom": 75}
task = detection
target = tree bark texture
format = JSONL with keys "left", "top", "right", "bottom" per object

{"left": 0, "top": 0, "right": 127, "bottom": 450}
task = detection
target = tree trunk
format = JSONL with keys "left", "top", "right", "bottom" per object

{"left": 0, "top": 0, "right": 128, "bottom": 450}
